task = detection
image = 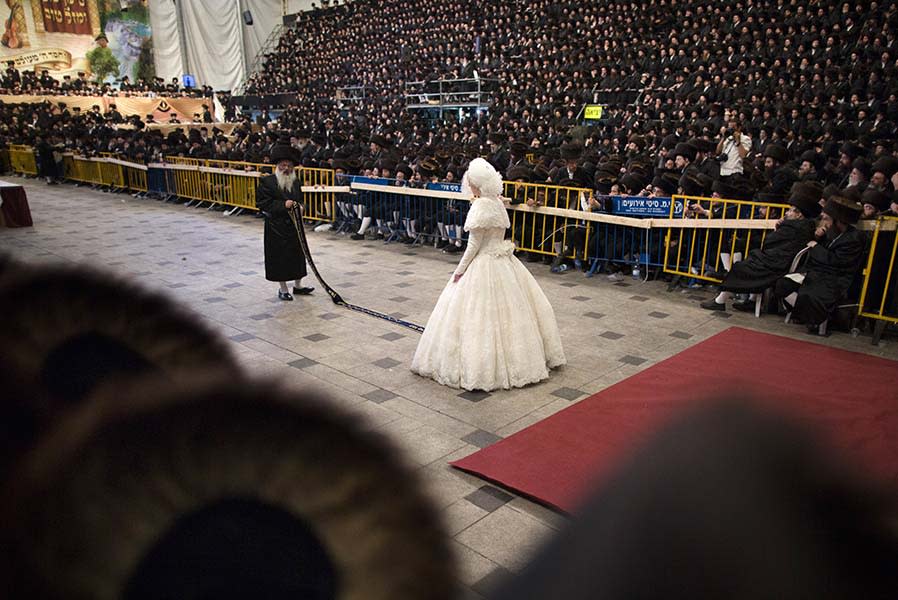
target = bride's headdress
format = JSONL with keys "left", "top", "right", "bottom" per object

{"left": 461, "top": 158, "right": 503, "bottom": 199}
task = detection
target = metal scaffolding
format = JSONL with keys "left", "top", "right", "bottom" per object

{"left": 404, "top": 77, "right": 497, "bottom": 116}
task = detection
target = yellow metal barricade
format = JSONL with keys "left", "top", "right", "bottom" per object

{"left": 502, "top": 181, "right": 593, "bottom": 259}
{"left": 124, "top": 164, "right": 148, "bottom": 193}
{"left": 64, "top": 156, "right": 103, "bottom": 185}
{"left": 299, "top": 167, "right": 336, "bottom": 223}
{"left": 662, "top": 195, "right": 789, "bottom": 282}
{"left": 62, "top": 154, "right": 75, "bottom": 179}
{"left": 9, "top": 144, "right": 37, "bottom": 175}
{"left": 205, "top": 167, "right": 260, "bottom": 210}
{"left": 858, "top": 216, "right": 898, "bottom": 334}
{"left": 164, "top": 156, "right": 203, "bottom": 168}
{"left": 81, "top": 157, "right": 102, "bottom": 185}
{"left": 98, "top": 159, "right": 125, "bottom": 188}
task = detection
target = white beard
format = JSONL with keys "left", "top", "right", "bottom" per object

{"left": 275, "top": 170, "right": 297, "bottom": 193}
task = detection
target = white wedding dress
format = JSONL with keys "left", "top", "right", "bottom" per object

{"left": 411, "top": 195, "right": 565, "bottom": 391}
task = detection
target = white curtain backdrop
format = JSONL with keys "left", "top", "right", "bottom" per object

{"left": 148, "top": 0, "right": 182, "bottom": 82}
{"left": 285, "top": 0, "right": 317, "bottom": 14}
{"left": 150, "top": 0, "right": 285, "bottom": 91}
{"left": 179, "top": 0, "right": 245, "bottom": 91}
{"left": 240, "top": 0, "right": 281, "bottom": 74}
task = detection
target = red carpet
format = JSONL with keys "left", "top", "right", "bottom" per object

{"left": 451, "top": 327, "right": 898, "bottom": 512}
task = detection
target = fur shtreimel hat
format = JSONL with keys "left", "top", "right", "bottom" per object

{"left": 823, "top": 194, "right": 863, "bottom": 225}
{"left": 0, "top": 265, "right": 239, "bottom": 409}
{"left": 1, "top": 380, "right": 456, "bottom": 599}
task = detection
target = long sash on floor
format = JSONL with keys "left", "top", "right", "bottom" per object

{"left": 290, "top": 205, "right": 425, "bottom": 333}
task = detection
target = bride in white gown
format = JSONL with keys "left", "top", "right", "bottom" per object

{"left": 411, "top": 158, "right": 565, "bottom": 391}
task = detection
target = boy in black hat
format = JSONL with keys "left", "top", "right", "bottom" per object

{"left": 773, "top": 194, "right": 866, "bottom": 330}
{"left": 701, "top": 182, "right": 822, "bottom": 312}
{"left": 255, "top": 139, "right": 313, "bottom": 300}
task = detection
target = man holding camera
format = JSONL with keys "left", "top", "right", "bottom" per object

{"left": 716, "top": 119, "right": 751, "bottom": 178}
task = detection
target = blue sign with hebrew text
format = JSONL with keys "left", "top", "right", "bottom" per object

{"left": 610, "top": 195, "right": 683, "bottom": 217}
{"left": 426, "top": 182, "right": 462, "bottom": 193}
{"left": 350, "top": 176, "right": 391, "bottom": 185}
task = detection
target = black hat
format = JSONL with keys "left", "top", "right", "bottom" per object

{"left": 712, "top": 175, "right": 755, "bottom": 201}
{"left": 531, "top": 164, "right": 550, "bottom": 183}
{"left": 375, "top": 158, "right": 396, "bottom": 172}
{"left": 556, "top": 177, "right": 585, "bottom": 189}
{"left": 270, "top": 140, "right": 299, "bottom": 165}
{"left": 763, "top": 144, "right": 790, "bottom": 164}
{"left": 679, "top": 171, "right": 713, "bottom": 197}
{"left": 506, "top": 165, "right": 532, "bottom": 182}
{"left": 417, "top": 157, "right": 439, "bottom": 176}
{"left": 851, "top": 158, "right": 872, "bottom": 179}
{"left": 487, "top": 132, "right": 505, "bottom": 145}
{"left": 395, "top": 163, "right": 413, "bottom": 179}
{"left": 839, "top": 141, "right": 862, "bottom": 159}
{"left": 660, "top": 134, "right": 679, "bottom": 151}
{"left": 369, "top": 134, "right": 391, "bottom": 149}
{"left": 691, "top": 138, "right": 716, "bottom": 154}
{"left": 861, "top": 189, "right": 891, "bottom": 212}
{"left": 671, "top": 142, "right": 697, "bottom": 162}
{"left": 799, "top": 150, "right": 823, "bottom": 171}
{"left": 788, "top": 181, "right": 823, "bottom": 218}
{"left": 823, "top": 195, "right": 863, "bottom": 225}
{"left": 619, "top": 173, "right": 646, "bottom": 194}
{"left": 560, "top": 143, "right": 582, "bottom": 161}
{"left": 821, "top": 184, "right": 840, "bottom": 202}
{"left": 651, "top": 172, "right": 680, "bottom": 195}
{"left": 628, "top": 135, "right": 647, "bottom": 151}
{"left": 871, "top": 156, "right": 898, "bottom": 179}
{"left": 510, "top": 140, "right": 529, "bottom": 157}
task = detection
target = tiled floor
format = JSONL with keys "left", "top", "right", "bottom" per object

{"left": 3, "top": 178, "right": 896, "bottom": 598}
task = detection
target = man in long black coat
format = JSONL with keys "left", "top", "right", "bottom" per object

{"left": 255, "top": 141, "right": 313, "bottom": 301}
{"left": 774, "top": 194, "right": 866, "bottom": 328}
{"left": 701, "top": 182, "right": 822, "bottom": 313}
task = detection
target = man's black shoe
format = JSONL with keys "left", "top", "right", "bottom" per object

{"left": 732, "top": 300, "right": 755, "bottom": 313}
{"left": 350, "top": 233, "right": 365, "bottom": 240}
{"left": 293, "top": 286, "right": 314, "bottom": 295}
{"left": 278, "top": 291, "right": 294, "bottom": 301}
{"left": 700, "top": 298, "right": 725, "bottom": 311}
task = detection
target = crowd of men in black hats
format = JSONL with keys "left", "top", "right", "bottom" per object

{"left": 240, "top": 1, "right": 896, "bottom": 205}
{"left": 248, "top": 0, "right": 897, "bottom": 328}
{"left": 0, "top": 60, "right": 215, "bottom": 98}
{"left": 2, "top": 0, "right": 897, "bottom": 324}
{"left": 0, "top": 100, "right": 238, "bottom": 180}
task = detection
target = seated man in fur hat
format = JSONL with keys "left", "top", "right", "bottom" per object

{"left": 757, "top": 144, "right": 797, "bottom": 202}
{"left": 255, "top": 139, "right": 313, "bottom": 301}
{"left": 701, "top": 182, "right": 822, "bottom": 312}
{"left": 773, "top": 194, "right": 866, "bottom": 329}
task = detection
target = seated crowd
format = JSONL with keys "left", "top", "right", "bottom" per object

{"left": 0, "top": 61, "right": 215, "bottom": 98}
{"left": 1, "top": 0, "right": 897, "bottom": 332}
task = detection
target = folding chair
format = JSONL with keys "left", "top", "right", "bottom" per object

{"left": 782, "top": 243, "right": 814, "bottom": 323}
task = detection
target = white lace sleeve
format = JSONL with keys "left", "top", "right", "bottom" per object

{"left": 453, "top": 228, "right": 482, "bottom": 277}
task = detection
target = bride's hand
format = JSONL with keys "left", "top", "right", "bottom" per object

{"left": 453, "top": 273, "right": 463, "bottom": 283}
